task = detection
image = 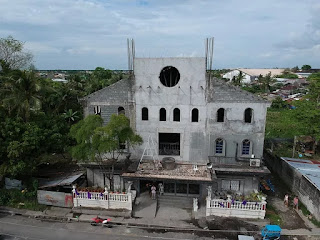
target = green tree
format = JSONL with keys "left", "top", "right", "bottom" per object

{"left": 271, "top": 96, "right": 287, "bottom": 109}
{"left": 232, "top": 71, "right": 245, "bottom": 86}
{"left": 70, "top": 114, "right": 142, "bottom": 190}
{"left": 0, "top": 70, "right": 42, "bottom": 121}
{"left": 0, "top": 36, "right": 33, "bottom": 70}
{"left": 258, "top": 72, "right": 275, "bottom": 92}
{"left": 275, "top": 69, "right": 298, "bottom": 79}
{"left": 301, "top": 65, "right": 311, "bottom": 71}
{"left": 308, "top": 72, "right": 320, "bottom": 103}
{"left": 63, "top": 109, "right": 80, "bottom": 124}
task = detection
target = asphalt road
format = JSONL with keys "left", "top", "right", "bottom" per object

{"left": 0, "top": 213, "right": 216, "bottom": 240}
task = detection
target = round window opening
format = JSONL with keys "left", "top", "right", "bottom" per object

{"left": 159, "top": 66, "right": 180, "bottom": 87}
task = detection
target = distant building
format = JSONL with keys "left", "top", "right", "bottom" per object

{"left": 223, "top": 68, "right": 285, "bottom": 84}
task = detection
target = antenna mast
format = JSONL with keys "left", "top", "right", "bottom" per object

{"left": 205, "top": 37, "right": 214, "bottom": 71}
{"left": 127, "top": 38, "right": 135, "bottom": 73}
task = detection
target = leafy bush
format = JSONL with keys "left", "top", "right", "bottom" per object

{"left": 0, "top": 187, "right": 46, "bottom": 211}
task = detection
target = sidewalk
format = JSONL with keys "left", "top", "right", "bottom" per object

{"left": 1, "top": 205, "right": 320, "bottom": 236}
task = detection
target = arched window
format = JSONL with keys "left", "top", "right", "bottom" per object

{"left": 142, "top": 107, "right": 148, "bottom": 121}
{"left": 215, "top": 138, "right": 224, "bottom": 155}
{"left": 160, "top": 108, "right": 166, "bottom": 121}
{"left": 244, "top": 108, "right": 253, "bottom": 123}
{"left": 242, "top": 139, "right": 251, "bottom": 155}
{"left": 217, "top": 108, "right": 225, "bottom": 122}
{"left": 94, "top": 106, "right": 101, "bottom": 116}
{"left": 118, "top": 106, "right": 125, "bottom": 115}
{"left": 173, "top": 108, "right": 180, "bottom": 122}
{"left": 191, "top": 108, "right": 199, "bottom": 122}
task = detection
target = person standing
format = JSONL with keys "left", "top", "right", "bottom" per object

{"left": 293, "top": 196, "right": 299, "bottom": 210}
{"left": 151, "top": 185, "right": 156, "bottom": 200}
{"left": 284, "top": 193, "right": 289, "bottom": 207}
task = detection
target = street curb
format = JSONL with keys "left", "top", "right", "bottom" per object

{"left": 1, "top": 208, "right": 320, "bottom": 236}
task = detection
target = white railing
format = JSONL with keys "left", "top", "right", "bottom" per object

{"left": 72, "top": 187, "right": 133, "bottom": 210}
{"left": 206, "top": 198, "right": 266, "bottom": 219}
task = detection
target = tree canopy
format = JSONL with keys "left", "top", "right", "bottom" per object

{"left": 301, "top": 65, "right": 311, "bottom": 71}
{"left": 70, "top": 114, "right": 142, "bottom": 162}
{"left": 307, "top": 72, "right": 320, "bottom": 103}
{"left": 0, "top": 36, "right": 33, "bottom": 70}
{"left": 70, "top": 114, "right": 142, "bottom": 190}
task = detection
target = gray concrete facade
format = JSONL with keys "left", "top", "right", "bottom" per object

{"left": 83, "top": 57, "right": 269, "bottom": 164}
{"left": 82, "top": 56, "right": 270, "bottom": 195}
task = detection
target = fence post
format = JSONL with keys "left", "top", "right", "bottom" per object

{"left": 104, "top": 187, "right": 109, "bottom": 209}
{"left": 193, "top": 198, "right": 198, "bottom": 212}
{"left": 72, "top": 185, "right": 77, "bottom": 207}
{"left": 128, "top": 192, "right": 132, "bottom": 210}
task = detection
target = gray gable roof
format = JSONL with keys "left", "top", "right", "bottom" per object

{"left": 207, "top": 78, "right": 268, "bottom": 103}
{"left": 81, "top": 78, "right": 133, "bottom": 104}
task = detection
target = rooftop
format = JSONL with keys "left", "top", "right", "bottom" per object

{"left": 122, "top": 161, "right": 213, "bottom": 182}
{"left": 237, "top": 68, "right": 285, "bottom": 77}
{"left": 282, "top": 157, "right": 320, "bottom": 191}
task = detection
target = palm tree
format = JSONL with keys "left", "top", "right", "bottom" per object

{"left": 258, "top": 72, "right": 275, "bottom": 93}
{"left": 232, "top": 71, "right": 245, "bottom": 86}
{"left": 63, "top": 109, "right": 80, "bottom": 123}
{"left": 0, "top": 70, "right": 42, "bottom": 121}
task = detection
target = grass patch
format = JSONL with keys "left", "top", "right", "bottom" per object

{"left": 310, "top": 217, "right": 320, "bottom": 227}
{"left": 266, "top": 204, "right": 283, "bottom": 226}
{"left": 299, "top": 202, "right": 320, "bottom": 227}
{"left": 0, "top": 188, "right": 47, "bottom": 211}
{"left": 299, "top": 203, "right": 310, "bottom": 216}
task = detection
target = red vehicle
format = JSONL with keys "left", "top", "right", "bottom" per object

{"left": 90, "top": 216, "right": 112, "bottom": 228}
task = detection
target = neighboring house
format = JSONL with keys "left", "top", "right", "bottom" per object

{"left": 81, "top": 46, "right": 271, "bottom": 204}
{"left": 295, "top": 69, "right": 320, "bottom": 78}
{"left": 223, "top": 69, "right": 285, "bottom": 84}
{"left": 265, "top": 154, "right": 320, "bottom": 221}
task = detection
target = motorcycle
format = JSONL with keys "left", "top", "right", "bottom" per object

{"left": 90, "top": 216, "right": 112, "bottom": 228}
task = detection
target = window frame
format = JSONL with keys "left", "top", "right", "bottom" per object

{"left": 94, "top": 106, "right": 101, "bottom": 116}
{"left": 217, "top": 108, "right": 225, "bottom": 122}
{"left": 244, "top": 108, "right": 253, "bottom": 123}
{"left": 191, "top": 108, "right": 199, "bottom": 122}
{"left": 142, "top": 107, "right": 148, "bottom": 121}
{"left": 241, "top": 139, "right": 252, "bottom": 156}
{"left": 221, "top": 179, "right": 240, "bottom": 192}
{"left": 173, "top": 108, "right": 180, "bottom": 122}
{"left": 214, "top": 138, "right": 225, "bottom": 156}
{"left": 160, "top": 108, "right": 166, "bottom": 121}
{"left": 118, "top": 106, "right": 125, "bottom": 115}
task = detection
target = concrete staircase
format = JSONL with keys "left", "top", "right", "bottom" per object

{"left": 158, "top": 195, "right": 193, "bottom": 209}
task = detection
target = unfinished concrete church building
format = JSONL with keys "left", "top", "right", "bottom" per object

{"left": 82, "top": 40, "right": 270, "bottom": 201}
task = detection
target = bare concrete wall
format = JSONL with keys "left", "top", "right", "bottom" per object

{"left": 86, "top": 168, "right": 123, "bottom": 190}
{"left": 37, "top": 190, "right": 73, "bottom": 208}
{"left": 264, "top": 151, "right": 320, "bottom": 221}
{"left": 134, "top": 58, "right": 207, "bottom": 163}
{"left": 207, "top": 102, "right": 269, "bottom": 160}
{"left": 82, "top": 57, "right": 269, "bottom": 166}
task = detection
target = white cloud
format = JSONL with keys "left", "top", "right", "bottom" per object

{"left": 0, "top": 0, "right": 318, "bottom": 69}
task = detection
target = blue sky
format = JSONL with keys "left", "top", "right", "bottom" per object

{"left": 0, "top": 0, "right": 319, "bottom": 70}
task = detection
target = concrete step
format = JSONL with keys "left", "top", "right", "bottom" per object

{"left": 158, "top": 196, "right": 193, "bottom": 208}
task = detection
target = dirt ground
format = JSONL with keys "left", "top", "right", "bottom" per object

{"left": 264, "top": 174, "right": 309, "bottom": 230}
{"left": 192, "top": 173, "right": 314, "bottom": 239}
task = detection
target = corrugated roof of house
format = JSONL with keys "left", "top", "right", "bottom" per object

{"left": 281, "top": 157, "right": 320, "bottom": 191}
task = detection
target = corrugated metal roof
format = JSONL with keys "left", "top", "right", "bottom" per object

{"left": 39, "top": 172, "right": 84, "bottom": 189}
{"left": 281, "top": 157, "right": 320, "bottom": 190}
